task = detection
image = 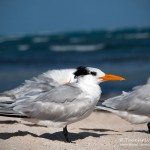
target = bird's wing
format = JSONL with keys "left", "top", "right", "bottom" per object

{"left": 12, "top": 84, "right": 91, "bottom": 122}
{"left": 2, "top": 69, "right": 75, "bottom": 99}
{"left": 102, "top": 78, "right": 150, "bottom": 116}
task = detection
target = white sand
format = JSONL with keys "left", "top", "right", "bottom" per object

{"left": 0, "top": 112, "right": 150, "bottom": 150}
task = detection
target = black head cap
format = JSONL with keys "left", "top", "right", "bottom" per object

{"left": 73, "top": 66, "right": 90, "bottom": 78}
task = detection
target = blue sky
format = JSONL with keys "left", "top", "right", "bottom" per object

{"left": 0, "top": 0, "right": 150, "bottom": 35}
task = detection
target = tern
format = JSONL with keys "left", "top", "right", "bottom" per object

{"left": 96, "top": 77, "right": 150, "bottom": 133}
{"left": 0, "top": 66, "right": 125, "bottom": 142}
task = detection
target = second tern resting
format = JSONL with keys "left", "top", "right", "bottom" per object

{"left": 0, "top": 66, "right": 125, "bottom": 142}
{"left": 96, "top": 77, "right": 150, "bottom": 133}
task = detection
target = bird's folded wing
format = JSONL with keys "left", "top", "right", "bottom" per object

{"left": 12, "top": 84, "right": 88, "bottom": 121}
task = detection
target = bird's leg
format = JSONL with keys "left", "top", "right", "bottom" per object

{"left": 147, "top": 122, "right": 150, "bottom": 133}
{"left": 63, "top": 126, "right": 72, "bottom": 143}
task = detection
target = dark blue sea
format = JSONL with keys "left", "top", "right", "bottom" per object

{"left": 0, "top": 28, "right": 150, "bottom": 99}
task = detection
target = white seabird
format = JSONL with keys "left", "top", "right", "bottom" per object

{"left": 0, "top": 66, "right": 125, "bottom": 142}
{"left": 96, "top": 77, "right": 150, "bottom": 133}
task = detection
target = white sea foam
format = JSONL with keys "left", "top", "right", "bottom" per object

{"left": 0, "top": 36, "right": 20, "bottom": 43}
{"left": 50, "top": 44, "right": 105, "bottom": 52}
{"left": 124, "top": 33, "right": 150, "bottom": 39}
{"left": 18, "top": 44, "right": 30, "bottom": 51}
{"left": 32, "top": 37, "right": 49, "bottom": 43}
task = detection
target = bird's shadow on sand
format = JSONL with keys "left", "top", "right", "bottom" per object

{"left": 0, "top": 120, "right": 120, "bottom": 142}
{"left": 0, "top": 130, "right": 38, "bottom": 140}
{"left": 40, "top": 131, "right": 109, "bottom": 142}
{"left": 0, "top": 120, "right": 19, "bottom": 124}
{"left": 80, "top": 128, "right": 119, "bottom": 132}
{"left": 0, "top": 120, "right": 45, "bottom": 127}
{"left": 125, "top": 130, "right": 149, "bottom": 134}
{"left": 0, "top": 130, "right": 109, "bottom": 142}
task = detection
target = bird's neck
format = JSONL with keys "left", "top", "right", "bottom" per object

{"left": 77, "top": 76, "right": 101, "bottom": 99}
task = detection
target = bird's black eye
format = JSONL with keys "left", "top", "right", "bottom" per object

{"left": 91, "top": 71, "right": 97, "bottom": 76}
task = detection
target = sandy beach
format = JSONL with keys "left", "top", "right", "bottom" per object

{"left": 0, "top": 111, "right": 149, "bottom": 150}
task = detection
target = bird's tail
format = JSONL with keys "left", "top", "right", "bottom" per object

{"left": 0, "top": 93, "right": 26, "bottom": 118}
{"left": 0, "top": 93, "right": 14, "bottom": 107}
{"left": 95, "top": 106, "right": 118, "bottom": 114}
{"left": 95, "top": 104, "right": 127, "bottom": 118}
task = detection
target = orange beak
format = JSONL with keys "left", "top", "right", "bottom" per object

{"left": 100, "top": 74, "right": 125, "bottom": 81}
